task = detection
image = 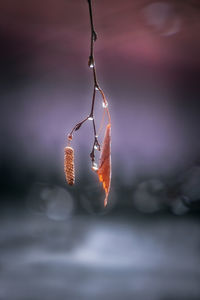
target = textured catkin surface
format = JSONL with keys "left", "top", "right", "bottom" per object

{"left": 64, "top": 147, "right": 75, "bottom": 185}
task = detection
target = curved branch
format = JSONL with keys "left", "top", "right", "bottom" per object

{"left": 68, "top": 0, "right": 111, "bottom": 168}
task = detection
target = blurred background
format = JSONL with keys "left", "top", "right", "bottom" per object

{"left": 0, "top": 0, "right": 200, "bottom": 299}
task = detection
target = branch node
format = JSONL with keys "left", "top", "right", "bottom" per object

{"left": 93, "top": 31, "right": 97, "bottom": 41}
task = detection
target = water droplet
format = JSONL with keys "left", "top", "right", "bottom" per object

{"left": 102, "top": 102, "right": 108, "bottom": 108}
{"left": 94, "top": 145, "right": 98, "bottom": 150}
{"left": 88, "top": 116, "right": 94, "bottom": 121}
{"left": 92, "top": 163, "right": 98, "bottom": 171}
{"left": 95, "top": 86, "right": 99, "bottom": 91}
{"left": 88, "top": 56, "right": 94, "bottom": 68}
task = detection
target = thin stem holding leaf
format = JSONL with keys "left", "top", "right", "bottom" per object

{"left": 67, "top": 0, "right": 111, "bottom": 169}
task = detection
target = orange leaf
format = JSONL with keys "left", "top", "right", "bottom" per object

{"left": 97, "top": 123, "right": 111, "bottom": 206}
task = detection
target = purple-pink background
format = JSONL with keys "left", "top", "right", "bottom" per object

{"left": 1, "top": 1, "right": 200, "bottom": 189}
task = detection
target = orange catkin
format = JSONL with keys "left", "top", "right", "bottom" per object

{"left": 64, "top": 146, "right": 75, "bottom": 185}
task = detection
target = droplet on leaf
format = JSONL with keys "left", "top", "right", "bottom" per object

{"left": 92, "top": 162, "right": 98, "bottom": 171}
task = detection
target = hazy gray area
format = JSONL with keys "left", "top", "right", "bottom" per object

{"left": 0, "top": 213, "right": 199, "bottom": 300}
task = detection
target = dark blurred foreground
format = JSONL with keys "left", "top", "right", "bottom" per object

{"left": 0, "top": 210, "right": 200, "bottom": 300}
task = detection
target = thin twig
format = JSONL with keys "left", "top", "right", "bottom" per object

{"left": 68, "top": 0, "right": 111, "bottom": 167}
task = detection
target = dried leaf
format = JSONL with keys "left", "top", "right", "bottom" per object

{"left": 97, "top": 123, "right": 111, "bottom": 206}
{"left": 64, "top": 146, "right": 75, "bottom": 185}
